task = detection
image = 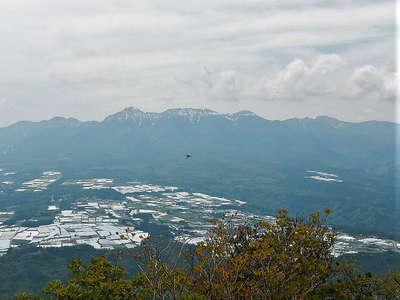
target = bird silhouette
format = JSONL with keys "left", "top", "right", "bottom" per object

{"left": 185, "top": 154, "right": 192, "bottom": 159}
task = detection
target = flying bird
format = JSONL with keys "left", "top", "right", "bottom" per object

{"left": 185, "top": 154, "right": 192, "bottom": 159}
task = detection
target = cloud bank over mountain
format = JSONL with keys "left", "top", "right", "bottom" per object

{"left": 0, "top": 0, "right": 395, "bottom": 126}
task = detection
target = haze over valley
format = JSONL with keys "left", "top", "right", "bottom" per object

{"left": 0, "top": 107, "right": 398, "bottom": 251}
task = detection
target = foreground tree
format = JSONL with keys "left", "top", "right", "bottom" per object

{"left": 187, "top": 210, "right": 336, "bottom": 299}
{"left": 313, "top": 264, "right": 400, "bottom": 299}
{"left": 15, "top": 210, "right": 400, "bottom": 300}
{"left": 15, "top": 256, "right": 144, "bottom": 300}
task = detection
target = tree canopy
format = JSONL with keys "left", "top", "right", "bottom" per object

{"left": 14, "top": 210, "right": 400, "bottom": 300}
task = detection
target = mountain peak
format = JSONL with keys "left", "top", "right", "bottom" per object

{"left": 49, "top": 116, "right": 80, "bottom": 123}
{"left": 103, "top": 106, "right": 154, "bottom": 124}
{"left": 315, "top": 115, "right": 339, "bottom": 122}
{"left": 122, "top": 106, "right": 143, "bottom": 112}
{"left": 103, "top": 107, "right": 264, "bottom": 125}
{"left": 314, "top": 116, "right": 349, "bottom": 128}
{"left": 163, "top": 108, "right": 218, "bottom": 114}
{"left": 161, "top": 108, "right": 219, "bottom": 123}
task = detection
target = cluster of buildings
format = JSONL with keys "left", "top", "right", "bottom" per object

{"left": 305, "top": 170, "right": 344, "bottom": 183}
{"left": 0, "top": 178, "right": 251, "bottom": 255}
{"left": 0, "top": 168, "right": 16, "bottom": 186}
{"left": 0, "top": 196, "right": 149, "bottom": 255}
{"left": 17, "top": 171, "right": 62, "bottom": 192}
{"left": 63, "top": 179, "right": 249, "bottom": 240}
{"left": 333, "top": 234, "right": 399, "bottom": 257}
{"left": 0, "top": 174, "right": 398, "bottom": 258}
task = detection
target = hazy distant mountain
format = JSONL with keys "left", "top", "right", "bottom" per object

{"left": 0, "top": 107, "right": 396, "bottom": 171}
{"left": 0, "top": 107, "right": 398, "bottom": 235}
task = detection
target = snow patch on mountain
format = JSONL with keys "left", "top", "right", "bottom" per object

{"left": 161, "top": 108, "right": 219, "bottom": 123}
{"left": 227, "top": 110, "right": 258, "bottom": 121}
{"left": 103, "top": 107, "right": 259, "bottom": 125}
{"left": 103, "top": 107, "right": 159, "bottom": 125}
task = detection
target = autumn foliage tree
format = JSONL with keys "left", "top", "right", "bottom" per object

{"left": 187, "top": 210, "right": 336, "bottom": 299}
{"left": 15, "top": 210, "right": 400, "bottom": 300}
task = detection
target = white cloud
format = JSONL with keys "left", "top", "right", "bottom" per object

{"left": 212, "top": 2, "right": 393, "bottom": 36}
{"left": 349, "top": 66, "right": 397, "bottom": 101}
{"left": 311, "top": 55, "right": 346, "bottom": 75}
{"left": 197, "top": 69, "right": 243, "bottom": 102}
{"left": 259, "top": 54, "right": 397, "bottom": 104}
{"left": 0, "top": 0, "right": 395, "bottom": 125}
{"left": 263, "top": 54, "right": 346, "bottom": 101}
{"left": 51, "top": 13, "right": 184, "bottom": 36}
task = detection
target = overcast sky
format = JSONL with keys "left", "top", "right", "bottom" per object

{"left": 0, "top": 0, "right": 396, "bottom": 126}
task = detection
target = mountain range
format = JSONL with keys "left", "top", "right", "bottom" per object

{"left": 0, "top": 107, "right": 398, "bottom": 236}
